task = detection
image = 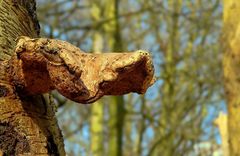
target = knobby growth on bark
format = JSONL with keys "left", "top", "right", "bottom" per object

{"left": 9, "top": 36, "right": 155, "bottom": 104}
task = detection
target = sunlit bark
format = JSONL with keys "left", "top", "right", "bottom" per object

{"left": 223, "top": 1, "right": 240, "bottom": 155}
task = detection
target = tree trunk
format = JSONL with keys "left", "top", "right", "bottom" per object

{"left": 155, "top": 0, "right": 182, "bottom": 155}
{"left": 90, "top": 1, "right": 104, "bottom": 155}
{"left": 0, "top": 0, "right": 65, "bottom": 155}
{"left": 104, "top": 0, "right": 125, "bottom": 156}
{"left": 223, "top": 1, "right": 240, "bottom": 155}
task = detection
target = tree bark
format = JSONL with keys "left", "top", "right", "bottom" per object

{"left": 223, "top": 1, "right": 240, "bottom": 155}
{"left": 0, "top": 0, "right": 65, "bottom": 155}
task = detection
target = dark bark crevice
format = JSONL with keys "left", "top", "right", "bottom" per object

{"left": 0, "top": 85, "right": 9, "bottom": 97}
{"left": 47, "top": 135, "right": 60, "bottom": 156}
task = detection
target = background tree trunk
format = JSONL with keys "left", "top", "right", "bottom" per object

{"left": 90, "top": 1, "right": 104, "bottom": 155}
{"left": 103, "top": 0, "right": 125, "bottom": 156}
{"left": 0, "top": 0, "right": 65, "bottom": 155}
{"left": 223, "top": 0, "right": 240, "bottom": 155}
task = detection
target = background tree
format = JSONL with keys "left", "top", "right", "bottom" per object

{"left": 90, "top": 1, "right": 104, "bottom": 155}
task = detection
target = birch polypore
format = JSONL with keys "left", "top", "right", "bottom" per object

{"left": 9, "top": 36, "right": 155, "bottom": 104}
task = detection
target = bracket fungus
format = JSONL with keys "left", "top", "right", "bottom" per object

{"left": 9, "top": 36, "right": 155, "bottom": 104}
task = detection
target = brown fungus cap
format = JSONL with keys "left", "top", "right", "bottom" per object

{"left": 9, "top": 36, "right": 155, "bottom": 104}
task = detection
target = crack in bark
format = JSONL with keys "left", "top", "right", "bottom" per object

{"left": 0, "top": 85, "right": 8, "bottom": 97}
{"left": 47, "top": 135, "right": 60, "bottom": 156}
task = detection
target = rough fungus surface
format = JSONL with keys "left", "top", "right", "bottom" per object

{"left": 0, "top": 122, "right": 30, "bottom": 155}
{"left": 9, "top": 36, "right": 155, "bottom": 104}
